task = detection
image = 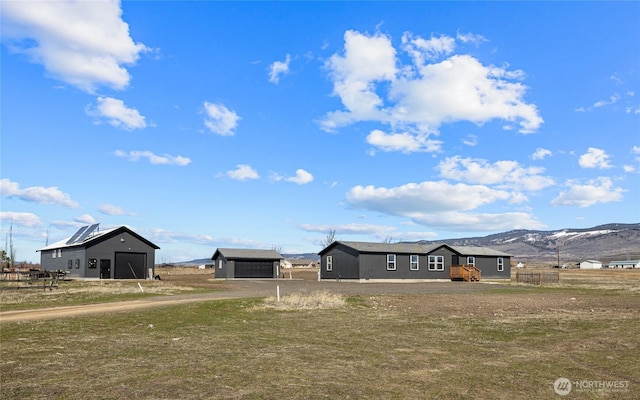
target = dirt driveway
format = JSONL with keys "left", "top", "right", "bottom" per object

{"left": 0, "top": 278, "right": 501, "bottom": 323}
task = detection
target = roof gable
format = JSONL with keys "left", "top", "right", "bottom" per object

{"left": 212, "top": 248, "right": 283, "bottom": 260}
{"left": 38, "top": 226, "right": 160, "bottom": 251}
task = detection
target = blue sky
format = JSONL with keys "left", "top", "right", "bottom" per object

{"left": 1, "top": 1, "right": 639, "bottom": 263}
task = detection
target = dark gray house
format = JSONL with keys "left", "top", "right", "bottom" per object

{"left": 37, "top": 224, "right": 159, "bottom": 279}
{"left": 318, "top": 241, "right": 511, "bottom": 281}
{"left": 212, "top": 248, "right": 283, "bottom": 279}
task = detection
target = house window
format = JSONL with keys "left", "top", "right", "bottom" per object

{"left": 387, "top": 254, "right": 396, "bottom": 270}
{"left": 52, "top": 250, "right": 57, "bottom": 259}
{"left": 467, "top": 256, "right": 475, "bottom": 266}
{"left": 497, "top": 257, "right": 504, "bottom": 272}
{"left": 88, "top": 259, "right": 97, "bottom": 269}
{"left": 67, "top": 259, "right": 73, "bottom": 269}
{"left": 428, "top": 255, "right": 444, "bottom": 271}
{"left": 410, "top": 255, "right": 419, "bottom": 271}
{"left": 75, "top": 259, "right": 80, "bottom": 269}
{"left": 326, "top": 256, "right": 333, "bottom": 271}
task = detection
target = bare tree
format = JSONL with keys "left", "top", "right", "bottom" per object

{"left": 271, "top": 244, "right": 283, "bottom": 254}
{"left": 321, "top": 229, "right": 336, "bottom": 248}
{"left": 382, "top": 236, "right": 394, "bottom": 244}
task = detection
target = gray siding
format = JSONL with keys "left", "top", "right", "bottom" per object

{"left": 86, "top": 231, "right": 155, "bottom": 279}
{"left": 471, "top": 255, "right": 511, "bottom": 279}
{"left": 321, "top": 243, "right": 360, "bottom": 280}
{"left": 40, "top": 247, "right": 86, "bottom": 278}
{"left": 39, "top": 229, "right": 156, "bottom": 279}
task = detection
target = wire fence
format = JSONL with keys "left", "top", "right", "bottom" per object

{"left": 515, "top": 271, "right": 560, "bottom": 285}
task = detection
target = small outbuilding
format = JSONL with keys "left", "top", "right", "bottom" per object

{"left": 318, "top": 241, "right": 511, "bottom": 282}
{"left": 212, "top": 248, "right": 283, "bottom": 279}
{"left": 579, "top": 260, "right": 602, "bottom": 269}
{"left": 37, "top": 224, "right": 159, "bottom": 279}
{"left": 607, "top": 260, "right": 640, "bottom": 269}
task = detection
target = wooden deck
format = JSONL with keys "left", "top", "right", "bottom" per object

{"left": 450, "top": 265, "right": 481, "bottom": 282}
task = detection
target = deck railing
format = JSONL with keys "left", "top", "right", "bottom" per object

{"left": 450, "top": 264, "right": 481, "bottom": 282}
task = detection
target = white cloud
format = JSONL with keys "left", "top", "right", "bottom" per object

{"left": 226, "top": 164, "right": 259, "bottom": 181}
{"left": 623, "top": 165, "right": 635, "bottom": 173}
{"left": 579, "top": 147, "right": 612, "bottom": 169}
{"left": 320, "top": 30, "right": 543, "bottom": 138}
{"left": 366, "top": 129, "right": 442, "bottom": 153}
{"left": 88, "top": 96, "right": 146, "bottom": 130}
{"left": 285, "top": 169, "right": 314, "bottom": 185}
{"left": 1, "top": 0, "right": 148, "bottom": 93}
{"left": 74, "top": 214, "right": 96, "bottom": 224}
{"left": 632, "top": 145, "right": 640, "bottom": 159}
{"left": 99, "top": 204, "right": 136, "bottom": 216}
{"left": 114, "top": 150, "right": 191, "bottom": 166}
{"left": 456, "top": 31, "right": 488, "bottom": 46}
{"left": 268, "top": 54, "right": 291, "bottom": 84}
{"left": 346, "top": 180, "right": 514, "bottom": 215}
{"left": 409, "top": 211, "right": 546, "bottom": 231}
{"left": 321, "top": 30, "right": 397, "bottom": 131}
{"left": 389, "top": 55, "right": 541, "bottom": 134}
{"left": 551, "top": 177, "right": 625, "bottom": 207}
{"left": 593, "top": 94, "right": 620, "bottom": 108}
{"left": 402, "top": 32, "right": 455, "bottom": 65}
{"left": 298, "top": 222, "right": 438, "bottom": 241}
{"left": 344, "top": 179, "right": 548, "bottom": 231}
{"left": 532, "top": 148, "right": 552, "bottom": 160}
{"left": 0, "top": 178, "right": 79, "bottom": 208}
{"left": 0, "top": 211, "right": 42, "bottom": 227}
{"left": 203, "top": 101, "right": 240, "bottom": 136}
{"left": 462, "top": 134, "right": 478, "bottom": 147}
{"left": 437, "top": 156, "right": 555, "bottom": 191}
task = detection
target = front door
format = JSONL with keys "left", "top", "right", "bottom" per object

{"left": 100, "top": 259, "right": 111, "bottom": 279}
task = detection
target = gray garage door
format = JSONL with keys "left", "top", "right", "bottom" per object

{"left": 114, "top": 252, "right": 146, "bottom": 279}
{"left": 235, "top": 260, "right": 274, "bottom": 278}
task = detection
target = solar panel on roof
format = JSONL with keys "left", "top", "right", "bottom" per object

{"left": 75, "top": 223, "right": 99, "bottom": 243}
{"left": 66, "top": 226, "right": 88, "bottom": 244}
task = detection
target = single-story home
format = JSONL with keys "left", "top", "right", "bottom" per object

{"left": 318, "top": 241, "right": 511, "bottom": 281}
{"left": 606, "top": 260, "right": 640, "bottom": 269}
{"left": 281, "top": 259, "right": 318, "bottom": 269}
{"left": 579, "top": 260, "right": 602, "bottom": 269}
{"left": 212, "top": 248, "right": 283, "bottom": 278}
{"left": 37, "top": 224, "right": 159, "bottom": 279}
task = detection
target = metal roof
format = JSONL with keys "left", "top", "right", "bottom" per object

{"left": 335, "top": 241, "right": 427, "bottom": 254}
{"left": 212, "top": 248, "right": 283, "bottom": 260}
{"left": 320, "top": 240, "right": 511, "bottom": 257}
{"left": 38, "top": 226, "right": 160, "bottom": 251}
{"left": 448, "top": 245, "right": 511, "bottom": 257}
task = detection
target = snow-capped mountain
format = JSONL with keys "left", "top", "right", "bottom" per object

{"left": 416, "top": 223, "right": 640, "bottom": 262}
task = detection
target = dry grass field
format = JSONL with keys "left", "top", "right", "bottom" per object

{"left": 1, "top": 267, "right": 639, "bottom": 399}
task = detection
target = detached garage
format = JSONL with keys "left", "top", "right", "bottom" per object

{"left": 212, "top": 248, "right": 283, "bottom": 279}
{"left": 38, "top": 224, "right": 159, "bottom": 279}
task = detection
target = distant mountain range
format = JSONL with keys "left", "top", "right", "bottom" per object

{"left": 415, "top": 223, "right": 640, "bottom": 263}
{"left": 175, "top": 223, "right": 639, "bottom": 265}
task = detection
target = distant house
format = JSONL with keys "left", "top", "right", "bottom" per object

{"left": 579, "top": 260, "right": 602, "bottom": 269}
{"left": 606, "top": 260, "right": 640, "bottom": 269}
{"left": 37, "top": 224, "right": 159, "bottom": 279}
{"left": 318, "top": 241, "right": 511, "bottom": 281}
{"left": 281, "top": 259, "right": 318, "bottom": 269}
{"left": 212, "top": 248, "right": 283, "bottom": 278}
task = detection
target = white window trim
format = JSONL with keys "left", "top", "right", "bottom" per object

{"left": 410, "top": 254, "right": 419, "bottom": 271}
{"left": 497, "top": 257, "right": 504, "bottom": 272}
{"left": 467, "top": 256, "right": 475, "bottom": 266}
{"left": 428, "top": 255, "right": 444, "bottom": 271}
{"left": 387, "top": 254, "right": 396, "bottom": 271}
{"left": 326, "top": 255, "right": 333, "bottom": 271}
